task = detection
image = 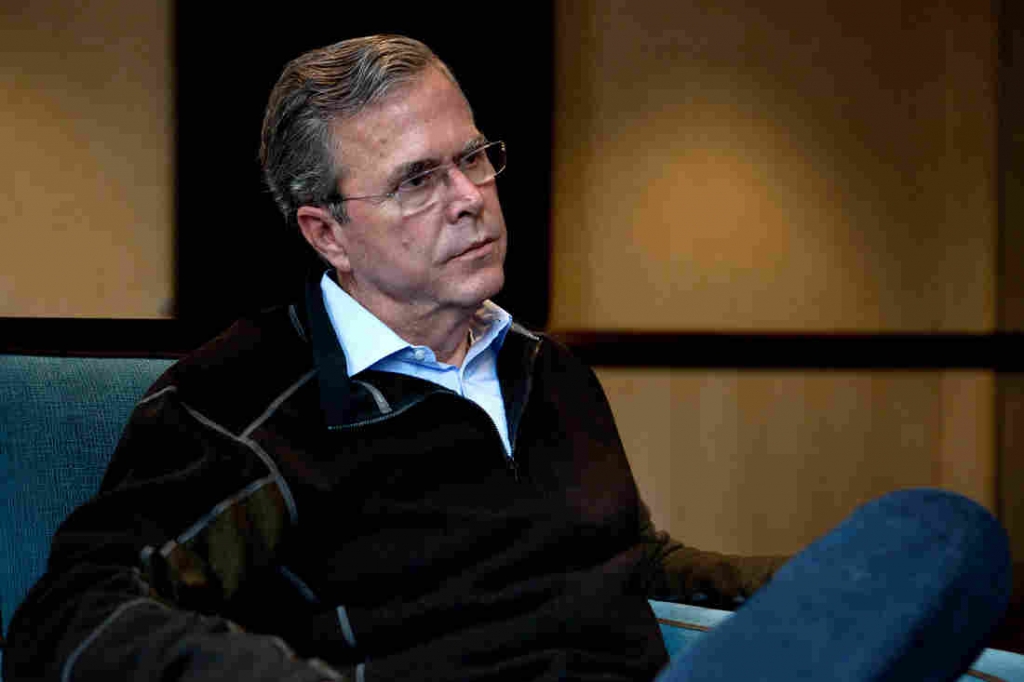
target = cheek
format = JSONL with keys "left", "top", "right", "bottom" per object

{"left": 484, "top": 186, "right": 505, "bottom": 217}
{"left": 369, "top": 219, "right": 427, "bottom": 264}
{"left": 399, "top": 217, "right": 448, "bottom": 261}
{"left": 398, "top": 227, "right": 430, "bottom": 251}
{"left": 397, "top": 232, "right": 434, "bottom": 265}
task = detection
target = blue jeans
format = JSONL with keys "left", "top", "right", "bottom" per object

{"left": 657, "top": 489, "right": 1011, "bottom": 681}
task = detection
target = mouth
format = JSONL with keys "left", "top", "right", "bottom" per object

{"left": 452, "top": 237, "right": 498, "bottom": 261}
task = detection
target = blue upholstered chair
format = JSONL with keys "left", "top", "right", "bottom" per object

{"left": 0, "top": 355, "right": 173, "bottom": 678}
{"left": 2, "top": 353, "right": 1022, "bottom": 681}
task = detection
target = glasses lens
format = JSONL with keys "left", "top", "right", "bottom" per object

{"left": 483, "top": 142, "right": 506, "bottom": 181}
{"left": 395, "top": 170, "right": 440, "bottom": 213}
{"left": 397, "top": 141, "right": 506, "bottom": 215}
{"left": 457, "top": 142, "right": 506, "bottom": 185}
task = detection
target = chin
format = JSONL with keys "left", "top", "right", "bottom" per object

{"left": 480, "top": 263, "right": 505, "bottom": 299}
{"left": 457, "top": 265, "right": 505, "bottom": 308}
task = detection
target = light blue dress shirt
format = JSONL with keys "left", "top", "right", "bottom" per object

{"left": 320, "top": 273, "right": 514, "bottom": 456}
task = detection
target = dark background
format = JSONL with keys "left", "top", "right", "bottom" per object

{"left": 174, "top": 5, "right": 554, "bottom": 337}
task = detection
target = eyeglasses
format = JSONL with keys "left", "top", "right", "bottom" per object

{"left": 335, "top": 140, "right": 506, "bottom": 216}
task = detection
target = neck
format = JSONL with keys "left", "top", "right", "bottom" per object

{"left": 402, "top": 313, "right": 473, "bottom": 367}
{"left": 338, "top": 275, "right": 477, "bottom": 367}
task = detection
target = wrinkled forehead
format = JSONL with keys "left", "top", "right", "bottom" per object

{"left": 328, "top": 68, "right": 478, "bottom": 183}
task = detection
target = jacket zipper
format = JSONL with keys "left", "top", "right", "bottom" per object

{"left": 507, "top": 338, "right": 541, "bottom": 463}
{"left": 327, "top": 333, "right": 542, "bottom": 482}
{"left": 330, "top": 390, "right": 521, "bottom": 480}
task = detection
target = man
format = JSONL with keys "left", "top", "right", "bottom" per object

{"left": 3, "top": 35, "right": 1011, "bottom": 682}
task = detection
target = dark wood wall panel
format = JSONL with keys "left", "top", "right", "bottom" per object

{"left": 998, "top": 0, "right": 1024, "bottom": 559}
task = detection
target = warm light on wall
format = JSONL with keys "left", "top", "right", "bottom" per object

{"left": 551, "top": 0, "right": 997, "bottom": 332}
{"left": 551, "top": 0, "right": 1001, "bottom": 555}
{"left": 0, "top": 0, "right": 174, "bottom": 318}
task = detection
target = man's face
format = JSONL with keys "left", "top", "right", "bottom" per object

{"left": 328, "top": 67, "right": 507, "bottom": 321}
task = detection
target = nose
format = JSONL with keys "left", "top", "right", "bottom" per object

{"left": 442, "top": 165, "right": 484, "bottom": 221}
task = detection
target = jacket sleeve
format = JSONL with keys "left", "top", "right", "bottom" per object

{"left": 637, "top": 502, "right": 789, "bottom": 610}
{"left": 3, "top": 385, "right": 353, "bottom": 682}
{"left": 560, "top": 340, "right": 788, "bottom": 611}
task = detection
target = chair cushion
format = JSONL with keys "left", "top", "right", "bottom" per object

{"left": 0, "top": 355, "right": 172, "bottom": 639}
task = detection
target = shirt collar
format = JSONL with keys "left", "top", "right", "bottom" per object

{"left": 320, "top": 272, "right": 512, "bottom": 376}
{"left": 466, "top": 300, "right": 513, "bottom": 365}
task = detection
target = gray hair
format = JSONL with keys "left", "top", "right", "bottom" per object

{"left": 259, "top": 34, "right": 460, "bottom": 227}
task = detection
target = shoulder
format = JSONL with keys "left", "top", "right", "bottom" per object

{"left": 145, "top": 304, "right": 316, "bottom": 433}
{"left": 528, "top": 328, "right": 601, "bottom": 382}
{"left": 500, "top": 324, "right": 609, "bottom": 402}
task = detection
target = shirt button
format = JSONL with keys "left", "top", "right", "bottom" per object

{"left": 413, "top": 348, "right": 426, "bottom": 361}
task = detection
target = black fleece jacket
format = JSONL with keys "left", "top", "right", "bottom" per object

{"left": 4, "top": 277, "right": 782, "bottom": 682}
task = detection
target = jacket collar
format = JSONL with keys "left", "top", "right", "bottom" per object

{"left": 298, "top": 269, "right": 543, "bottom": 439}
{"left": 303, "top": 270, "right": 354, "bottom": 426}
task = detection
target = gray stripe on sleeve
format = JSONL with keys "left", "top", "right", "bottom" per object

{"left": 353, "top": 379, "right": 392, "bottom": 414}
{"left": 61, "top": 599, "right": 167, "bottom": 682}
{"left": 336, "top": 604, "right": 358, "bottom": 648}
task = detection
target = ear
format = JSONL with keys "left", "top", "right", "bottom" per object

{"left": 296, "top": 205, "right": 352, "bottom": 273}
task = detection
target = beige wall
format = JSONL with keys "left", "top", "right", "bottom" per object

{"left": 0, "top": 0, "right": 174, "bottom": 318}
{"left": 552, "top": 0, "right": 997, "bottom": 333}
{"left": 602, "top": 368, "right": 995, "bottom": 556}
{"left": 551, "top": 1, "right": 1002, "bottom": 554}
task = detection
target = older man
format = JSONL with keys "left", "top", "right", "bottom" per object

{"left": 4, "top": 35, "right": 1011, "bottom": 682}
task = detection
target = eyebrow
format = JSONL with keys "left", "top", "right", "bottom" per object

{"left": 383, "top": 135, "right": 489, "bottom": 189}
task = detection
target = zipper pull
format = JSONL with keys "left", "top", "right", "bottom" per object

{"left": 507, "top": 456, "right": 520, "bottom": 481}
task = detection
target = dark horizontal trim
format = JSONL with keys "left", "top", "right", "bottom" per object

{"left": 0, "top": 318, "right": 212, "bottom": 358}
{"left": 3, "top": 318, "right": 1022, "bottom": 369}
{"left": 550, "top": 330, "right": 1024, "bottom": 370}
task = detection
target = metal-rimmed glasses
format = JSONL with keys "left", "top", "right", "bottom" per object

{"left": 334, "top": 140, "right": 506, "bottom": 216}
